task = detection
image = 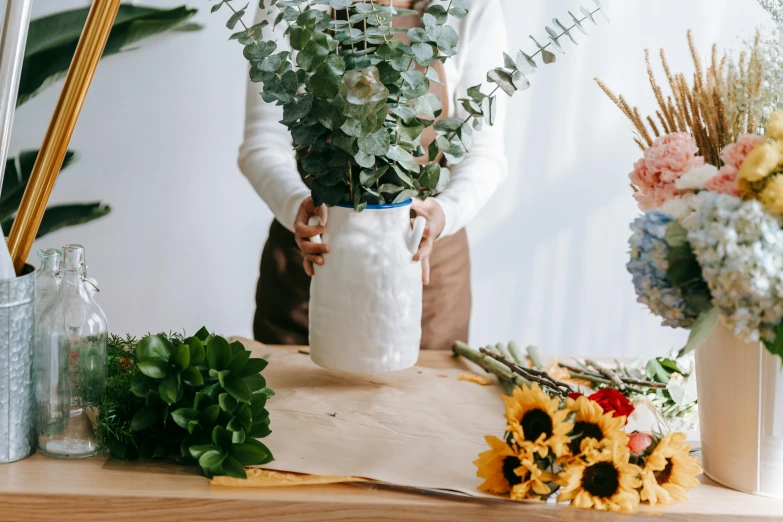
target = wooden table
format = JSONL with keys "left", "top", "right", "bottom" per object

{"left": 1, "top": 345, "right": 782, "bottom": 522}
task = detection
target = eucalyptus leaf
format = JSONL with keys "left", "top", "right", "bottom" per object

{"left": 487, "top": 68, "right": 516, "bottom": 96}
{"left": 516, "top": 51, "right": 537, "bottom": 75}
{"left": 413, "top": 93, "right": 442, "bottom": 119}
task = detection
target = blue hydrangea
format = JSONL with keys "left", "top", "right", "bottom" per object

{"left": 683, "top": 192, "right": 783, "bottom": 342}
{"left": 628, "top": 211, "right": 700, "bottom": 328}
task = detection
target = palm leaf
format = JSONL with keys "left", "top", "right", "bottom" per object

{"left": 18, "top": 5, "right": 199, "bottom": 106}
{"left": 1, "top": 150, "right": 77, "bottom": 221}
{"left": 2, "top": 202, "right": 111, "bottom": 240}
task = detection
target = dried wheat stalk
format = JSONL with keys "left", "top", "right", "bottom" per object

{"left": 596, "top": 30, "right": 766, "bottom": 165}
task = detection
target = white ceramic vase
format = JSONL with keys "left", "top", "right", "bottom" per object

{"left": 695, "top": 322, "right": 783, "bottom": 497}
{"left": 308, "top": 200, "right": 426, "bottom": 373}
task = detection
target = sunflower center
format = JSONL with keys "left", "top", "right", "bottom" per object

{"left": 569, "top": 421, "right": 605, "bottom": 454}
{"left": 520, "top": 408, "right": 553, "bottom": 442}
{"left": 501, "top": 456, "right": 523, "bottom": 487}
{"left": 654, "top": 458, "right": 674, "bottom": 485}
{"left": 582, "top": 462, "right": 620, "bottom": 498}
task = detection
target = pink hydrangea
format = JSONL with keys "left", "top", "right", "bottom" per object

{"left": 720, "top": 134, "right": 764, "bottom": 169}
{"left": 702, "top": 134, "right": 763, "bottom": 196}
{"left": 629, "top": 132, "right": 704, "bottom": 210}
{"left": 704, "top": 166, "right": 741, "bottom": 196}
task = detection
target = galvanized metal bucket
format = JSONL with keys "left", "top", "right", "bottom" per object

{"left": 0, "top": 264, "right": 35, "bottom": 463}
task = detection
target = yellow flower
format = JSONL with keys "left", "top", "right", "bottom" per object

{"left": 474, "top": 436, "right": 556, "bottom": 498}
{"left": 640, "top": 432, "right": 702, "bottom": 505}
{"left": 502, "top": 384, "right": 571, "bottom": 458}
{"left": 563, "top": 395, "right": 629, "bottom": 459}
{"left": 509, "top": 450, "right": 557, "bottom": 500}
{"left": 558, "top": 441, "right": 643, "bottom": 513}
{"left": 759, "top": 175, "right": 783, "bottom": 215}
{"left": 766, "top": 111, "right": 783, "bottom": 140}
{"left": 738, "top": 140, "right": 783, "bottom": 182}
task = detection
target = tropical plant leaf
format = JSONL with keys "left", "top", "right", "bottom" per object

{"left": 2, "top": 202, "right": 111, "bottom": 240}
{"left": 1, "top": 149, "right": 76, "bottom": 221}
{"left": 18, "top": 5, "right": 199, "bottom": 106}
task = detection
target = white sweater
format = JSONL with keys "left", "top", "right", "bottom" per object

{"left": 238, "top": 0, "right": 508, "bottom": 238}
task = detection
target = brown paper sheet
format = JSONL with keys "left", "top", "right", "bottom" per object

{"left": 224, "top": 341, "right": 506, "bottom": 496}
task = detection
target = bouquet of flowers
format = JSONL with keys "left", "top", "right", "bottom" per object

{"left": 598, "top": 31, "right": 783, "bottom": 359}
{"left": 211, "top": 0, "right": 608, "bottom": 210}
{"left": 474, "top": 384, "right": 701, "bottom": 513}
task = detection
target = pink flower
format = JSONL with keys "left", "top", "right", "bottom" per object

{"left": 628, "top": 431, "right": 653, "bottom": 454}
{"left": 704, "top": 165, "right": 741, "bottom": 196}
{"left": 720, "top": 134, "right": 764, "bottom": 170}
{"left": 629, "top": 133, "right": 703, "bottom": 210}
{"left": 701, "top": 134, "right": 762, "bottom": 197}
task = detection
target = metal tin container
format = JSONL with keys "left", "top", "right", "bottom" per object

{"left": 0, "top": 265, "right": 36, "bottom": 463}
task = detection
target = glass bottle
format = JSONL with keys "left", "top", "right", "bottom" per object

{"left": 35, "top": 248, "right": 62, "bottom": 322}
{"left": 36, "top": 245, "right": 108, "bottom": 458}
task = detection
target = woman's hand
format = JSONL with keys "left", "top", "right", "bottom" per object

{"left": 294, "top": 197, "right": 329, "bottom": 276}
{"left": 410, "top": 198, "right": 446, "bottom": 285}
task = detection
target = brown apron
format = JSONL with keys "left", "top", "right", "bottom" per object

{"left": 253, "top": 1, "right": 471, "bottom": 351}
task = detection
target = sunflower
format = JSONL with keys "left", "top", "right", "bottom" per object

{"left": 509, "top": 451, "right": 557, "bottom": 500}
{"left": 564, "top": 395, "right": 629, "bottom": 459}
{"left": 502, "top": 383, "right": 571, "bottom": 458}
{"left": 558, "top": 441, "right": 643, "bottom": 513}
{"left": 474, "top": 436, "right": 530, "bottom": 495}
{"left": 640, "top": 432, "right": 702, "bottom": 505}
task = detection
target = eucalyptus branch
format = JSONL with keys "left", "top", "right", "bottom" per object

{"left": 527, "top": 7, "right": 605, "bottom": 63}
{"left": 558, "top": 361, "right": 668, "bottom": 390}
{"left": 223, "top": 0, "right": 249, "bottom": 31}
{"left": 480, "top": 348, "right": 575, "bottom": 398}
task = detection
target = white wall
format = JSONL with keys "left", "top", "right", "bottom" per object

{"left": 6, "top": 0, "right": 773, "bottom": 356}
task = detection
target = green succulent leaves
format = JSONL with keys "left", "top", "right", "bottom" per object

{"left": 124, "top": 329, "right": 274, "bottom": 479}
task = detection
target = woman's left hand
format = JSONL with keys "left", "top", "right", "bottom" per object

{"left": 410, "top": 198, "right": 445, "bottom": 285}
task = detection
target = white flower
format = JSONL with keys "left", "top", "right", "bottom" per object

{"left": 683, "top": 192, "right": 783, "bottom": 343}
{"left": 674, "top": 164, "right": 718, "bottom": 190}
{"left": 658, "top": 193, "right": 698, "bottom": 222}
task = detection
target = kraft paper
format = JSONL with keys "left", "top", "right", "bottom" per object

{"left": 218, "top": 340, "right": 506, "bottom": 496}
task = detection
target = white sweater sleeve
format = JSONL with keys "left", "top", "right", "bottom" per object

{"left": 238, "top": 8, "right": 310, "bottom": 233}
{"left": 434, "top": 0, "right": 509, "bottom": 238}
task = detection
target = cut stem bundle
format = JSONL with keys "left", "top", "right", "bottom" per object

{"left": 452, "top": 341, "right": 669, "bottom": 398}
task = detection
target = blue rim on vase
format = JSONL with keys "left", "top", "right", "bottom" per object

{"left": 337, "top": 199, "right": 412, "bottom": 210}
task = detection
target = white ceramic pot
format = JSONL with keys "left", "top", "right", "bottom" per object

{"left": 308, "top": 200, "right": 426, "bottom": 373}
{"left": 695, "top": 322, "right": 783, "bottom": 497}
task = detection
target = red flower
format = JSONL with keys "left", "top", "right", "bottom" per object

{"left": 567, "top": 392, "right": 583, "bottom": 401}
{"left": 628, "top": 431, "right": 653, "bottom": 454}
{"left": 587, "top": 388, "right": 634, "bottom": 422}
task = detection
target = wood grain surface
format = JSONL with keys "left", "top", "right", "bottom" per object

{"left": 0, "top": 345, "right": 781, "bottom": 521}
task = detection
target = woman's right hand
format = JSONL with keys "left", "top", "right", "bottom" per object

{"left": 294, "top": 197, "right": 330, "bottom": 276}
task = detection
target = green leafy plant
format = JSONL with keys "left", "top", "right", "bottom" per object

{"left": 95, "top": 328, "right": 274, "bottom": 479}
{"left": 3, "top": 5, "right": 199, "bottom": 238}
{"left": 213, "top": 0, "right": 607, "bottom": 211}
